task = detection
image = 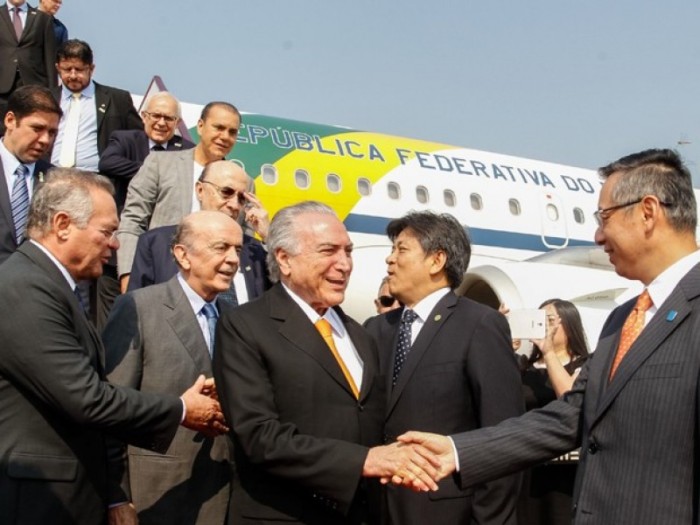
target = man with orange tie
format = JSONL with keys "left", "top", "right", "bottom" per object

{"left": 212, "top": 201, "right": 441, "bottom": 525}
{"left": 396, "top": 149, "right": 700, "bottom": 524}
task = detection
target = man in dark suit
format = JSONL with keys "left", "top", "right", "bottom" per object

{"left": 37, "top": 0, "right": 67, "bottom": 46}
{"left": 0, "top": 84, "right": 59, "bottom": 265}
{"left": 397, "top": 149, "right": 700, "bottom": 524}
{"left": 99, "top": 91, "right": 194, "bottom": 213}
{"left": 364, "top": 211, "right": 524, "bottom": 525}
{"left": 128, "top": 160, "right": 270, "bottom": 302}
{"left": 213, "top": 201, "right": 440, "bottom": 524}
{"left": 0, "top": 1, "right": 56, "bottom": 126}
{"left": 104, "top": 211, "right": 243, "bottom": 525}
{"left": 0, "top": 169, "right": 228, "bottom": 525}
{"left": 50, "top": 38, "right": 143, "bottom": 327}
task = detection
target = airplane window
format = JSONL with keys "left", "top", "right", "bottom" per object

{"left": 546, "top": 203, "right": 560, "bottom": 221}
{"left": 509, "top": 198, "right": 521, "bottom": 216}
{"left": 295, "top": 169, "right": 310, "bottom": 189}
{"left": 261, "top": 164, "right": 278, "bottom": 185}
{"left": 327, "top": 173, "right": 341, "bottom": 193}
{"left": 573, "top": 207, "right": 585, "bottom": 224}
{"left": 388, "top": 182, "right": 400, "bottom": 200}
{"left": 444, "top": 189, "right": 456, "bottom": 207}
{"left": 416, "top": 186, "right": 429, "bottom": 204}
{"left": 357, "top": 178, "right": 372, "bottom": 196}
{"left": 470, "top": 193, "right": 482, "bottom": 210}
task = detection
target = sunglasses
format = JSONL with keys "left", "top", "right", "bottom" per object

{"left": 378, "top": 295, "right": 397, "bottom": 307}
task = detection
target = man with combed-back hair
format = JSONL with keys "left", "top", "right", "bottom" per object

{"left": 398, "top": 149, "right": 700, "bottom": 525}
{"left": 0, "top": 169, "right": 227, "bottom": 525}
{"left": 364, "top": 210, "right": 524, "bottom": 525}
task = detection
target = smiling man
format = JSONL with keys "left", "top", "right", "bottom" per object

{"left": 213, "top": 201, "right": 441, "bottom": 525}
{"left": 104, "top": 210, "right": 243, "bottom": 525}
{"left": 117, "top": 101, "right": 241, "bottom": 292}
{"left": 0, "top": 84, "right": 60, "bottom": 264}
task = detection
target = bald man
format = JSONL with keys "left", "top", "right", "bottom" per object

{"left": 127, "top": 160, "right": 270, "bottom": 304}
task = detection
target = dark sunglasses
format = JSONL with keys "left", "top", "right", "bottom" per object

{"left": 200, "top": 179, "right": 246, "bottom": 205}
{"left": 378, "top": 295, "right": 397, "bottom": 307}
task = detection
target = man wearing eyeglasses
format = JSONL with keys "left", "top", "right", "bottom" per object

{"left": 117, "top": 100, "right": 241, "bottom": 294}
{"left": 127, "top": 160, "right": 271, "bottom": 304}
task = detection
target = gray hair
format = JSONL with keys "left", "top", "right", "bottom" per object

{"left": 266, "top": 201, "right": 336, "bottom": 282}
{"left": 144, "top": 91, "right": 182, "bottom": 118}
{"left": 27, "top": 168, "right": 114, "bottom": 239}
{"left": 600, "top": 148, "right": 697, "bottom": 233}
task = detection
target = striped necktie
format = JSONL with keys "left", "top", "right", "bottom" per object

{"left": 11, "top": 164, "right": 29, "bottom": 244}
{"left": 201, "top": 303, "right": 218, "bottom": 357}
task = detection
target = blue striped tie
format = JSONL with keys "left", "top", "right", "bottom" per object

{"left": 11, "top": 164, "right": 29, "bottom": 244}
{"left": 201, "top": 303, "right": 218, "bottom": 357}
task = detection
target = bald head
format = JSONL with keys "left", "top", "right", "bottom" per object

{"left": 172, "top": 211, "right": 243, "bottom": 302}
{"left": 196, "top": 160, "right": 253, "bottom": 220}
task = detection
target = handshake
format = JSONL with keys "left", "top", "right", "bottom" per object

{"left": 179, "top": 375, "right": 229, "bottom": 437}
{"left": 364, "top": 432, "right": 458, "bottom": 491}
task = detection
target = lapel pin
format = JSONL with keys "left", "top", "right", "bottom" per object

{"left": 434, "top": 314, "right": 442, "bottom": 322}
{"left": 99, "top": 106, "right": 106, "bottom": 113}
{"left": 666, "top": 310, "right": 678, "bottom": 322}
{"left": 245, "top": 266, "right": 252, "bottom": 272}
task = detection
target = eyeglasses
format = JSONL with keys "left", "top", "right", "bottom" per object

{"left": 378, "top": 295, "right": 398, "bottom": 308}
{"left": 142, "top": 111, "right": 178, "bottom": 124}
{"left": 199, "top": 179, "right": 246, "bottom": 204}
{"left": 593, "top": 198, "right": 673, "bottom": 227}
{"left": 95, "top": 227, "right": 120, "bottom": 244}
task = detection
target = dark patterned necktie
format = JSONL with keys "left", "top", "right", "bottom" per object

{"left": 218, "top": 279, "right": 238, "bottom": 307}
{"left": 11, "top": 164, "right": 29, "bottom": 244}
{"left": 392, "top": 308, "right": 418, "bottom": 385}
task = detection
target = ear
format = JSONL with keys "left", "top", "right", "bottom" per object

{"left": 195, "top": 181, "right": 205, "bottom": 203}
{"left": 172, "top": 244, "right": 191, "bottom": 271}
{"left": 276, "top": 248, "right": 292, "bottom": 278}
{"left": 640, "top": 195, "right": 662, "bottom": 232}
{"left": 428, "top": 250, "right": 447, "bottom": 277}
{"left": 53, "top": 211, "right": 72, "bottom": 241}
{"left": 4, "top": 111, "right": 16, "bottom": 133}
{"left": 196, "top": 118, "right": 204, "bottom": 134}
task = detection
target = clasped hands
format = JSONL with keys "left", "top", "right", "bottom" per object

{"left": 364, "top": 431, "right": 457, "bottom": 492}
{"left": 180, "top": 375, "right": 229, "bottom": 437}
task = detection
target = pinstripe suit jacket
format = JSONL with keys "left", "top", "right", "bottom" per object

{"left": 452, "top": 262, "right": 700, "bottom": 524}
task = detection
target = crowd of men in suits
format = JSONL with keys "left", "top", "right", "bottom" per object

{"left": 3, "top": 4, "right": 700, "bottom": 525}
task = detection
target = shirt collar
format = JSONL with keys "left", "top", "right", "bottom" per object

{"left": 177, "top": 273, "right": 217, "bottom": 316}
{"left": 408, "top": 287, "right": 451, "bottom": 322}
{"left": 281, "top": 282, "right": 346, "bottom": 337}
{"left": 30, "top": 239, "right": 77, "bottom": 290}
{"left": 8, "top": 3, "right": 26, "bottom": 13}
{"left": 646, "top": 250, "right": 700, "bottom": 312}
{"left": 61, "top": 80, "right": 95, "bottom": 101}
{"left": 0, "top": 136, "right": 36, "bottom": 175}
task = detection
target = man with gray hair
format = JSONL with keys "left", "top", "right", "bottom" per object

{"left": 213, "top": 200, "right": 440, "bottom": 525}
{"left": 0, "top": 169, "right": 227, "bottom": 525}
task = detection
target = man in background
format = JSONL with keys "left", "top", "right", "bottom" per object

{"left": 37, "top": 0, "right": 67, "bottom": 45}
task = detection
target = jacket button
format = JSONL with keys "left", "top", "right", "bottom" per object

{"left": 587, "top": 441, "right": 599, "bottom": 454}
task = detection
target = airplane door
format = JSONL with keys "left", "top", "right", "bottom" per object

{"left": 539, "top": 193, "right": 569, "bottom": 249}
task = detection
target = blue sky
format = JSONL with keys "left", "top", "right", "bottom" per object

{"left": 58, "top": 1, "right": 700, "bottom": 182}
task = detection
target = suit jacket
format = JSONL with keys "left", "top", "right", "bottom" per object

{"left": 118, "top": 148, "right": 197, "bottom": 277}
{"left": 452, "top": 263, "right": 700, "bottom": 524}
{"left": 52, "top": 16, "right": 67, "bottom": 46}
{"left": 127, "top": 225, "right": 270, "bottom": 299}
{"left": 364, "top": 292, "right": 524, "bottom": 525}
{"left": 98, "top": 129, "right": 195, "bottom": 210}
{"left": 0, "top": 158, "right": 51, "bottom": 265}
{"left": 103, "top": 276, "right": 232, "bottom": 525}
{"left": 0, "top": 242, "right": 182, "bottom": 525}
{"left": 213, "top": 283, "right": 386, "bottom": 524}
{"left": 0, "top": 5, "right": 56, "bottom": 94}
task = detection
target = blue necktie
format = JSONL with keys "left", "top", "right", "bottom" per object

{"left": 392, "top": 308, "right": 418, "bottom": 386}
{"left": 201, "top": 303, "right": 218, "bottom": 357}
{"left": 11, "top": 164, "right": 29, "bottom": 244}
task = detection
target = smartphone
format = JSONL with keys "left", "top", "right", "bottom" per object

{"left": 507, "top": 309, "right": 546, "bottom": 339}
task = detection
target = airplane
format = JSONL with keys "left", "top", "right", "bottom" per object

{"left": 130, "top": 78, "right": 669, "bottom": 347}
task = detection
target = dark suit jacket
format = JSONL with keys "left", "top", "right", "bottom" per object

{"left": 364, "top": 292, "right": 524, "bottom": 525}
{"left": 104, "top": 276, "right": 232, "bottom": 525}
{"left": 0, "top": 158, "right": 51, "bottom": 265}
{"left": 127, "top": 224, "right": 270, "bottom": 300}
{"left": 0, "top": 242, "right": 182, "bottom": 525}
{"left": 0, "top": 5, "right": 56, "bottom": 94}
{"left": 213, "top": 283, "right": 385, "bottom": 524}
{"left": 52, "top": 16, "right": 67, "bottom": 46}
{"left": 451, "top": 263, "right": 700, "bottom": 524}
{"left": 99, "top": 129, "right": 195, "bottom": 210}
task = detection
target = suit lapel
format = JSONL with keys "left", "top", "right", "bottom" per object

{"left": 163, "top": 277, "right": 212, "bottom": 373}
{"left": 94, "top": 83, "right": 109, "bottom": 132}
{"left": 0, "top": 162, "right": 14, "bottom": 239}
{"left": 137, "top": 131, "right": 150, "bottom": 161}
{"left": 271, "top": 285, "right": 357, "bottom": 399}
{"left": 0, "top": 6, "right": 15, "bottom": 42}
{"left": 22, "top": 6, "right": 37, "bottom": 41}
{"left": 387, "top": 293, "right": 456, "bottom": 415}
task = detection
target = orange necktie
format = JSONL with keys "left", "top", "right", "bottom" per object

{"left": 315, "top": 319, "right": 359, "bottom": 399}
{"left": 609, "top": 289, "right": 653, "bottom": 379}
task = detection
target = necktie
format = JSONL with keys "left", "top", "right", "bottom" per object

{"left": 12, "top": 7, "right": 22, "bottom": 40}
{"left": 609, "top": 289, "right": 653, "bottom": 379}
{"left": 73, "top": 286, "right": 88, "bottom": 317}
{"left": 218, "top": 279, "right": 238, "bottom": 307}
{"left": 151, "top": 144, "right": 165, "bottom": 151}
{"left": 393, "top": 308, "right": 418, "bottom": 385}
{"left": 315, "top": 318, "right": 359, "bottom": 399}
{"left": 10, "top": 164, "right": 29, "bottom": 244}
{"left": 201, "top": 303, "right": 218, "bottom": 357}
{"left": 58, "top": 93, "right": 82, "bottom": 167}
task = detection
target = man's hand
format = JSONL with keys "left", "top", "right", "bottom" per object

{"left": 243, "top": 192, "right": 270, "bottom": 240}
{"left": 391, "top": 431, "right": 457, "bottom": 489}
{"left": 363, "top": 441, "right": 441, "bottom": 492}
{"left": 180, "top": 375, "right": 229, "bottom": 437}
{"left": 108, "top": 503, "right": 138, "bottom": 525}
